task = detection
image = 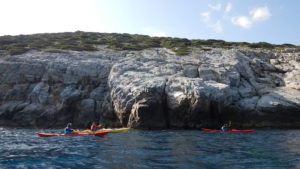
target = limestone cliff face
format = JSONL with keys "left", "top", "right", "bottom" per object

{"left": 0, "top": 47, "right": 299, "bottom": 128}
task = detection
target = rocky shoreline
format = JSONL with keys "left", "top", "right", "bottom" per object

{"left": 0, "top": 44, "right": 299, "bottom": 129}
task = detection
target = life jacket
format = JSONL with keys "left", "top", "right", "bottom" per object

{"left": 91, "top": 125, "right": 98, "bottom": 131}
{"left": 64, "top": 127, "right": 74, "bottom": 134}
{"left": 221, "top": 126, "right": 229, "bottom": 132}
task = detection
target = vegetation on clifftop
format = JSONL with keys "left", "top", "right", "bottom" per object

{"left": 0, "top": 31, "right": 298, "bottom": 56}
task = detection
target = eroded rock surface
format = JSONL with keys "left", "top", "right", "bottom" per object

{"left": 0, "top": 47, "right": 299, "bottom": 128}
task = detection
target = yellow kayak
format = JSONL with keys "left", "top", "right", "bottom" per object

{"left": 80, "top": 128, "right": 129, "bottom": 134}
{"left": 101, "top": 128, "right": 130, "bottom": 133}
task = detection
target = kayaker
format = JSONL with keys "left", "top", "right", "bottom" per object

{"left": 90, "top": 122, "right": 102, "bottom": 132}
{"left": 64, "top": 123, "right": 74, "bottom": 134}
{"left": 221, "top": 121, "right": 231, "bottom": 132}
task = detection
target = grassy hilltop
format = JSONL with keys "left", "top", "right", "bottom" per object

{"left": 0, "top": 31, "right": 298, "bottom": 56}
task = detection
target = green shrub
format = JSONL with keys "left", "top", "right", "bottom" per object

{"left": 0, "top": 31, "right": 298, "bottom": 56}
{"left": 6, "top": 46, "right": 30, "bottom": 55}
{"left": 174, "top": 47, "right": 190, "bottom": 56}
{"left": 248, "top": 42, "right": 274, "bottom": 49}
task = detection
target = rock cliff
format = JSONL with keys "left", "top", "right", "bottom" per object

{"left": 0, "top": 34, "right": 299, "bottom": 129}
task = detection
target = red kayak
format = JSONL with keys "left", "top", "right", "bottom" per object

{"left": 37, "top": 131, "right": 110, "bottom": 138}
{"left": 202, "top": 128, "right": 255, "bottom": 133}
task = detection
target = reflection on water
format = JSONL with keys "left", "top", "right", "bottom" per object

{"left": 0, "top": 128, "right": 299, "bottom": 169}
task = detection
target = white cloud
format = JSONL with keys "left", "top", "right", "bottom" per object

{"left": 231, "top": 16, "right": 252, "bottom": 29}
{"left": 225, "top": 3, "right": 232, "bottom": 13}
{"left": 201, "top": 4, "right": 225, "bottom": 33}
{"left": 201, "top": 12, "right": 211, "bottom": 22}
{"left": 200, "top": 11, "right": 223, "bottom": 33}
{"left": 231, "top": 6, "right": 271, "bottom": 29}
{"left": 250, "top": 6, "right": 271, "bottom": 22}
{"left": 210, "top": 20, "right": 223, "bottom": 33}
{"left": 208, "top": 3, "right": 222, "bottom": 11}
{"left": 200, "top": 2, "right": 236, "bottom": 33}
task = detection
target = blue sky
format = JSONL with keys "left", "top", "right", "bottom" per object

{"left": 0, "top": 0, "right": 299, "bottom": 44}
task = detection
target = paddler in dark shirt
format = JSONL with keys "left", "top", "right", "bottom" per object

{"left": 221, "top": 121, "right": 231, "bottom": 132}
{"left": 90, "top": 122, "right": 102, "bottom": 132}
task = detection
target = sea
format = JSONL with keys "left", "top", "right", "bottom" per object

{"left": 0, "top": 128, "right": 299, "bottom": 169}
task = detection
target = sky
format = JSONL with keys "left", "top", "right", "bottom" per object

{"left": 0, "top": 0, "right": 299, "bottom": 45}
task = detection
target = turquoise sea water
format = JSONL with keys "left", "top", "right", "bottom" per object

{"left": 0, "top": 128, "right": 299, "bottom": 169}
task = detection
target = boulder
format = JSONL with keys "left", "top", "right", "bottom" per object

{"left": 12, "top": 103, "right": 45, "bottom": 126}
{"left": 29, "top": 82, "right": 49, "bottom": 104}
{"left": 60, "top": 85, "right": 81, "bottom": 104}
{"left": 73, "top": 99, "right": 97, "bottom": 127}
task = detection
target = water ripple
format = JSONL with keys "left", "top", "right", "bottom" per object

{"left": 0, "top": 129, "right": 299, "bottom": 169}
